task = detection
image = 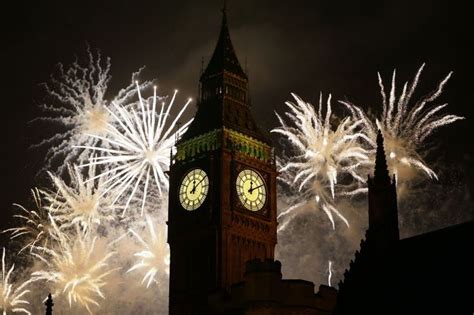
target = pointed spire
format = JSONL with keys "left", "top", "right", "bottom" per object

{"left": 221, "top": 0, "right": 228, "bottom": 26}
{"left": 201, "top": 3, "right": 247, "bottom": 80}
{"left": 222, "top": 0, "right": 227, "bottom": 15}
{"left": 45, "top": 293, "right": 54, "bottom": 315}
{"left": 374, "top": 129, "right": 391, "bottom": 185}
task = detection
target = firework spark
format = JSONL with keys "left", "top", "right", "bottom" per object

{"left": 1, "top": 248, "right": 31, "bottom": 315}
{"left": 31, "top": 223, "right": 116, "bottom": 314}
{"left": 328, "top": 260, "right": 333, "bottom": 287}
{"left": 3, "top": 189, "right": 55, "bottom": 253}
{"left": 127, "top": 215, "right": 169, "bottom": 288}
{"left": 80, "top": 83, "right": 192, "bottom": 216}
{"left": 42, "top": 163, "right": 115, "bottom": 232}
{"left": 340, "top": 64, "right": 464, "bottom": 183}
{"left": 272, "top": 93, "right": 370, "bottom": 230}
{"left": 33, "top": 47, "right": 152, "bottom": 175}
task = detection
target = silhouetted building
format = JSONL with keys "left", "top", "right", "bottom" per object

{"left": 167, "top": 6, "right": 336, "bottom": 315}
{"left": 336, "top": 131, "right": 474, "bottom": 314}
{"left": 209, "top": 259, "right": 336, "bottom": 315}
{"left": 167, "top": 5, "right": 473, "bottom": 315}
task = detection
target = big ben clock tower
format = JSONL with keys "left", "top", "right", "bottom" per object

{"left": 167, "top": 6, "right": 278, "bottom": 315}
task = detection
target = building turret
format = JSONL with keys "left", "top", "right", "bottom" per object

{"left": 368, "top": 130, "right": 399, "bottom": 250}
{"left": 179, "top": 5, "right": 268, "bottom": 143}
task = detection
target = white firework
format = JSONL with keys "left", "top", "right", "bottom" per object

{"left": 80, "top": 83, "right": 192, "bottom": 216}
{"left": 340, "top": 64, "right": 464, "bottom": 183}
{"left": 31, "top": 224, "right": 116, "bottom": 314}
{"left": 328, "top": 260, "right": 333, "bottom": 287}
{"left": 42, "top": 163, "right": 115, "bottom": 232}
{"left": 1, "top": 248, "right": 32, "bottom": 315}
{"left": 33, "top": 47, "right": 152, "bottom": 175}
{"left": 3, "top": 189, "right": 55, "bottom": 253}
{"left": 272, "top": 93, "right": 370, "bottom": 230}
{"left": 127, "top": 215, "right": 169, "bottom": 288}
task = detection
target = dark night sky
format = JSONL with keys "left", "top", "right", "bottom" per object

{"left": 0, "top": 0, "right": 472, "bottom": 232}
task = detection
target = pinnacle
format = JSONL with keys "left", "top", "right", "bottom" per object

{"left": 374, "top": 129, "right": 391, "bottom": 185}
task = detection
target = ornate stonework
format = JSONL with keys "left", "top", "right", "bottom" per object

{"left": 175, "top": 127, "right": 273, "bottom": 162}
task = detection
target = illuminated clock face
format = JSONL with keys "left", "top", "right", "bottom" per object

{"left": 236, "top": 169, "right": 267, "bottom": 211}
{"left": 179, "top": 169, "right": 209, "bottom": 211}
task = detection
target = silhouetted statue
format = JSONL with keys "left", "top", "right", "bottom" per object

{"left": 45, "top": 293, "right": 54, "bottom": 315}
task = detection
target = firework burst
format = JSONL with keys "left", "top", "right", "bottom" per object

{"left": 1, "top": 248, "right": 32, "bottom": 315}
{"left": 33, "top": 47, "right": 152, "bottom": 175}
{"left": 340, "top": 64, "right": 464, "bottom": 184}
{"left": 80, "top": 83, "right": 192, "bottom": 216}
{"left": 272, "top": 93, "right": 370, "bottom": 230}
{"left": 3, "top": 189, "right": 55, "bottom": 253}
{"left": 31, "top": 223, "right": 116, "bottom": 314}
{"left": 127, "top": 215, "right": 169, "bottom": 288}
{"left": 42, "top": 163, "right": 116, "bottom": 232}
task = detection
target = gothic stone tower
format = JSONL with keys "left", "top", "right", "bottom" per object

{"left": 367, "top": 130, "right": 399, "bottom": 251}
{"left": 167, "top": 8, "right": 277, "bottom": 314}
{"left": 336, "top": 130, "right": 400, "bottom": 314}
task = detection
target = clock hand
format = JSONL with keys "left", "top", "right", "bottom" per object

{"left": 247, "top": 181, "right": 253, "bottom": 193}
{"left": 192, "top": 175, "right": 207, "bottom": 194}
{"left": 194, "top": 175, "right": 207, "bottom": 188}
{"left": 191, "top": 180, "right": 196, "bottom": 194}
{"left": 249, "top": 183, "right": 264, "bottom": 193}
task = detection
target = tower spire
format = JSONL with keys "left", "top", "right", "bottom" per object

{"left": 367, "top": 129, "right": 399, "bottom": 249}
{"left": 200, "top": 2, "right": 247, "bottom": 80}
{"left": 374, "top": 129, "right": 391, "bottom": 185}
{"left": 180, "top": 3, "right": 269, "bottom": 144}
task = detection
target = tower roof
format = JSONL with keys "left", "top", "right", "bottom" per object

{"left": 201, "top": 7, "right": 247, "bottom": 80}
{"left": 374, "top": 129, "right": 391, "bottom": 185}
{"left": 178, "top": 4, "right": 271, "bottom": 145}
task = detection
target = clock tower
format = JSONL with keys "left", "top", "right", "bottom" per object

{"left": 167, "top": 7, "right": 277, "bottom": 315}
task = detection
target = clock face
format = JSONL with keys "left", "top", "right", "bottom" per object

{"left": 179, "top": 168, "right": 209, "bottom": 211}
{"left": 236, "top": 169, "right": 267, "bottom": 211}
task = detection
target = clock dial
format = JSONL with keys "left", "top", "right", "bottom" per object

{"left": 179, "top": 168, "right": 209, "bottom": 211}
{"left": 236, "top": 169, "right": 267, "bottom": 211}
